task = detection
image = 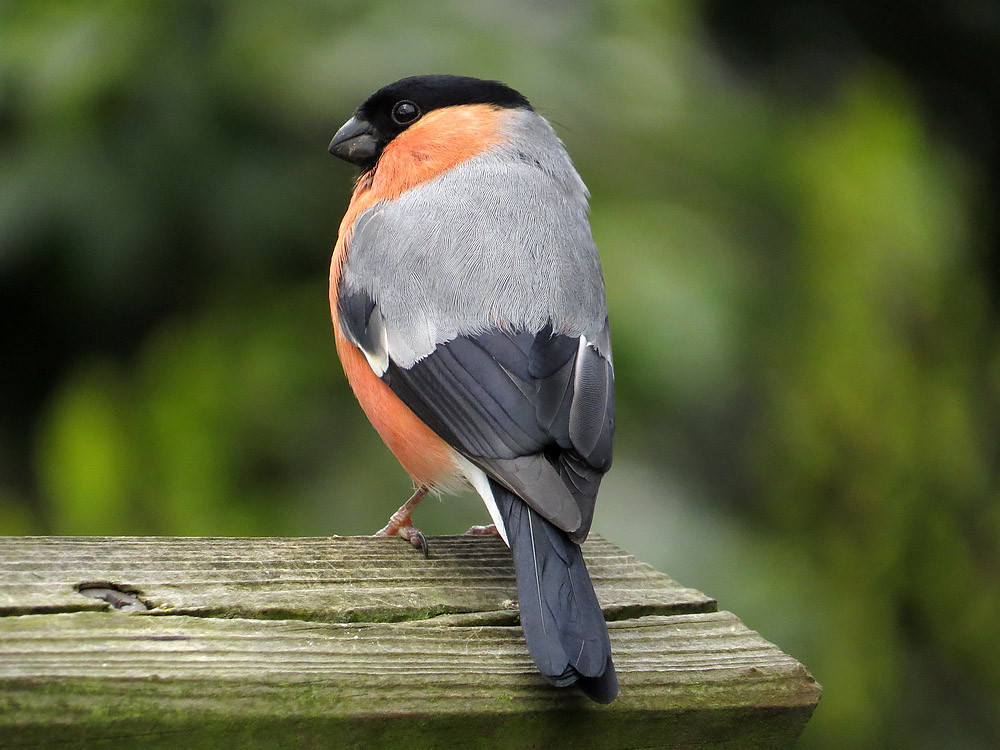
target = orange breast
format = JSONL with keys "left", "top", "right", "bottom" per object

{"left": 329, "top": 104, "right": 507, "bottom": 489}
{"left": 332, "top": 324, "right": 458, "bottom": 488}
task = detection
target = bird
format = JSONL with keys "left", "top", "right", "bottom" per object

{"left": 327, "top": 74, "right": 617, "bottom": 703}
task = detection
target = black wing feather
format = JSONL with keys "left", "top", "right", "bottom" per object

{"left": 337, "top": 288, "right": 376, "bottom": 352}
{"left": 390, "top": 330, "right": 612, "bottom": 537}
{"left": 339, "top": 286, "right": 613, "bottom": 538}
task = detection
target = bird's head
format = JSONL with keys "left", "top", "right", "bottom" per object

{"left": 328, "top": 75, "right": 533, "bottom": 170}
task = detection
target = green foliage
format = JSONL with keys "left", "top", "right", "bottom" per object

{"left": 1, "top": 1, "right": 998, "bottom": 748}
{"left": 754, "top": 75, "right": 999, "bottom": 746}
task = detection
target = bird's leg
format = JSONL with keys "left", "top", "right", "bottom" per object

{"left": 376, "top": 486, "right": 430, "bottom": 557}
{"left": 465, "top": 523, "right": 500, "bottom": 537}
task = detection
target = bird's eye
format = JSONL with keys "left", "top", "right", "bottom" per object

{"left": 391, "top": 100, "right": 420, "bottom": 125}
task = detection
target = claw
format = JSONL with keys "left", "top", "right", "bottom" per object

{"left": 398, "top": 525, "right": 430, "bottom": 558}
{"left": 408, "top": 529, "right": 430, "bottom": 558}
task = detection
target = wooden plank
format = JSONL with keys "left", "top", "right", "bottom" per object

{"left": 0, "top": 536, "right": 820, "bottom": 748}
{"left": 0, "top": 535, "right": 716, "bottom": 621}
{"left": 0, "top": 612, "right": 817, "bottom": 749}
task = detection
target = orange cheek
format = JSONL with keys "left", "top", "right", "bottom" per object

{"left": 371, "top": 105, "right": 505, "bottom": 196}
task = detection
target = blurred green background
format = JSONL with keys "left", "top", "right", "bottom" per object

{"left": 2, "top": 1, "right": 999, "bottom": 747}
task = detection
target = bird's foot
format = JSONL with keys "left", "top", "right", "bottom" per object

{"left": 465, "top": 523, "right": 500, "bottom": 537}
{"left": 375, "top": 486, "right": 430, "bottom": 558}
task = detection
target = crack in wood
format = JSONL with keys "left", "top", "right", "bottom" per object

{"left": 75, "top": 583, "right": 150, "bottom": 613}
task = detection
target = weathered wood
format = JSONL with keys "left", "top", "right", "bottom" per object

{"left": 0, "top": 535, "right": 715, "bottom": 621}
{"left": 0, "top": 536, "right": 820, "bottom": 748}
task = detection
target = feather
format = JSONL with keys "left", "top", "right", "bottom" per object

{"left": 492, "top": 479, "right": 617, "bottom": 702}
{"left": 378, "top": 325, "right": 613, "bottom": 535}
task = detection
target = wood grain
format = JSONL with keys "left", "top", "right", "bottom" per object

{"left": 0, "top": 535, "right": 819, "bottom": 749}
{"left": 0, "top": 535, "right": 716, "bottom": 621}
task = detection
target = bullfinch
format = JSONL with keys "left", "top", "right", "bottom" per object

{"left": 327, "top": 75, "right": 617, "bottom": 703}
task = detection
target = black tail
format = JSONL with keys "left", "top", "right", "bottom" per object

{"left": 493, "top": 480, "right": 618, "bottom": 703}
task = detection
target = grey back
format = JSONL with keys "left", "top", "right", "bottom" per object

{"left": 341, "top": 109, "right": 609, "bottom": 368}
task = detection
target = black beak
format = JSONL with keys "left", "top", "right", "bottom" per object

{"left": 328, "top": 116, "right": 378, "bottom": 167}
